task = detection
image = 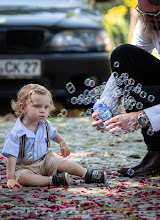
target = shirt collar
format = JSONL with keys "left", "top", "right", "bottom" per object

{"left": 15, "top": 117, "right": 36, "bottom": 138}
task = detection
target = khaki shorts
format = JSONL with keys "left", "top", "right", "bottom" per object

{"left": 15, "top": 150, "right": 66, "bottom": 181}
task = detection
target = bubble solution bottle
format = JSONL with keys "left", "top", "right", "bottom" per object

{"left": 93, "top": 99, "right": 112, "bottom": 121}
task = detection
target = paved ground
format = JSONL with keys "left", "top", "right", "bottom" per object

{"left": 0, "top": 117, "right": 160, "bottom": 219}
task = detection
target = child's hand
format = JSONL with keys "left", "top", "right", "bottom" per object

{"left": 60, "top": 141, "right": 70, "bottom": 157}
{"left": 7, "top": 178, "right": 22, "bottom": 189}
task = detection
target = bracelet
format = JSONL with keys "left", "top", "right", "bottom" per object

{"left": 60, "top": 141, "right": 68, "bottom": 149}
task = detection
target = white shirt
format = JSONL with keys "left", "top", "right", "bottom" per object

{"left": 94, "top": 20, "right": 160, "bottom": 132}
{"left": 131, "top": 20, "right": 160, "bottom": 132}
{"left": 131, "top": 20, "right": 160, "bottom": 56}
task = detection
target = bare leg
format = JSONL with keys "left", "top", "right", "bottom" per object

{"left": 18, "top": 173, "right": 50, "bottom": 186}
{"left": 57, "top": 160, "right": 86, "bottom": 177}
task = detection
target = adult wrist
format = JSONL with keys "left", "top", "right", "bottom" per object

{"left": 137, "top": 110, "right": 150, "bottom": 128}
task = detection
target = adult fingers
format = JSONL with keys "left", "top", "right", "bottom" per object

{"left": 108, "top": 127, "right": 122, "bottom": 134}
{"left": 92, "top": 119, "right": 103, "bottom": 127}
{"left": 92, "top": 112, "right": 99, "bottom": 120}
{"left": 105, "top": 122, "right": 117, "bottom": 131}
{"left": 104, "top": 117, "right": 117, "bottom": 126}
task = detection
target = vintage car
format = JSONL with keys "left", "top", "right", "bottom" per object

{"left": 0, "top": 0, "right": 112, "bottom": 106}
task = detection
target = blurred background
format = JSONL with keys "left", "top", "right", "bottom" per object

{"left": 0, "top": 0, "right": 139, "bottom": 118}
{"left": 97, "top": 0, "right": 138, "bottom": 46}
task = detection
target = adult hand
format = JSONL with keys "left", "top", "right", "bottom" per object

{"left": 7, "top": 178, "right": 22, "bottom": 189}
{"left": 104, "top": 112, "right": 139, "bottom": 134}
{"left": 92, "top": 112, "right": 139, "bottom": 135}
{"left": 92, "top": 112, "right": 104, "bottom": 130}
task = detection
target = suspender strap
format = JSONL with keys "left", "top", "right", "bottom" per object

{"left": 45, "top": 120, "right": 50, "bottom": 149}
{"left": 19, "top": 135, "right": 25, "bottom": 164}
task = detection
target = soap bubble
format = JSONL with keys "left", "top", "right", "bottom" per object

{"left": 26, "top": 152, "right": 34, "bottom": 160}
{"left": 89, "top": 88, "right": 96, "bottom": 97}
{"left": 113, "top": 71, "right": 119, "bottom": 78}
{"left": 114, "top": 61, "right": 120, "bottom": 68}
{"left": 85, "top": 108, "right": 92, "bottom": 116}
{"left": 128, "top": 78, "right": 135, "bottom": 85}
{"left": 121, "top": 72, "right": 129, "bottom": 79}
{"left": 124, "top": 79, "right": 129, "bottom": 86}
{"left": 66, "top": 82, "right": 76, "bottom": 93}
{"left": 80, "top": 112, "right": 85, "bottom": 117}
{"left": 90, "top": 96, "right": 97, "bottom": 103}
{"left": 84, "top": 78, "right": 95, "bottom": 87}
{"left": 71, "top": 97, "right": 77, "bottom": 105}
{"left": 97, "top": 122, "right": 105, "bottom": 130}
{"left": 140, "top": 91, "right": 147, "bottom": 98}
{"left": 147, "top": 126, "right": 154, "bottom": 136}
{"left": 83, "top": 89, "right": 90, "bottom": 97}
{"left": 124, "top": 85, "right": 133, "bottom": 92}
{"left": 116, "top": 78, "right": 123, "bottom": 86}
{"left": 127, "top": 168, "right": 135, "bottom": 176}
{"left": 128, "top": 105, "right": 133, "bottom": 110}
{"left": 90, "top": 80, "right": 95, "bottom": 87}
{"left": 137, "top": 83, "right": 142, "bottom": 87}
{"left": 83, "top": 97, "right": 90, "bottom": 105}
{"left": 133, "top": 86, "right": 141, "bottom": 94}
{"left": 61, "top": 109, "right": 68, "bottom": 116}
{"left": 128, "top": 96, "right": 136, "bottom": 106}
{"left": 57, "top": 113, "right": 63, "bottom": 118}
{"left": 136, "top": 102, "right": 143, "bottom": 110}
{"left": 84, "top": 78, "right": 91, "bottom": 86}
{"left": 114, "top": 88, "right": 123, "bottom": 97}
{"left": 123, "top": 90, "right": 130, "bottom": 97}
{"left": 147, "top": 95, "right": 155, "bottom": 102}
{"left": 77, "top": 99, "right": 83, "bottom": 105}
{"left": 26, "top": 152, "right": 37, "bottom": 160}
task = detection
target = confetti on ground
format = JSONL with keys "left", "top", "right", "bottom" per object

{"left": 0, "top": 117, "right": 160, "bottom": 219}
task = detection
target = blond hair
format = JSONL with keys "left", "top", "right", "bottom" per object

{"left": 11, "top": 84, "right": 55, "bottom": 117}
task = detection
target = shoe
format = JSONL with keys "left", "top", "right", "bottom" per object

{"left": 118, "top": 151, "right": 160, "bottom": 177}
{"left": 85, "top": 169, "right": 107, "bottom": 183}
{"left": 52, "top": 172, "right": 71, "bottom": 186}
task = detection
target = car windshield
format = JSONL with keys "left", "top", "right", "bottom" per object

{"left": 0, "top": 0, "right": 88, "bottom": 9}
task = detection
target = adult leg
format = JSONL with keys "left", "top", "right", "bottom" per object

{"left": 111, "top": 44, "right": 160, "bottom": 86}
{"left": 110, "top": 44, "right": 160, "bottom": 176}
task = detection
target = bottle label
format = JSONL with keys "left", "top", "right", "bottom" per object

{"left": 93, "top": 99, "right": 112, "bottom": 121}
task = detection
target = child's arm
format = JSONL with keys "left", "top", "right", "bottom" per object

{"left": 52, "top": 134, "right": 70, "bottom": 157}
{"left": 6, "top": 155, "right": 22, "bottom": 189}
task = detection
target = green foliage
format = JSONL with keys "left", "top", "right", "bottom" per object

{"left": 97, "top": 0, "right": 137, "bottom": 46}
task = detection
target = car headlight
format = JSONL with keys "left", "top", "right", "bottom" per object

{"left": 47, "top": 29, "right": 111, "bottom": 51}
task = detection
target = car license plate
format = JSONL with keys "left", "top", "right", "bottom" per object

{"left": 0, "top": 59, "right": 41, "bottom": 78}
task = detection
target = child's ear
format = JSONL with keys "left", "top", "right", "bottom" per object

{"left": 19, "top": 103, "right": 25, "bottom": 114}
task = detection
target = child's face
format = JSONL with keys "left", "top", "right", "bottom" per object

{"left": 22, "top": 93, "right": 50, "bottom": 123}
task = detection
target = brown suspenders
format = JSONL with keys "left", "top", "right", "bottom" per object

{"left": 18, "top": 120, "right": 50, "bottom": 165}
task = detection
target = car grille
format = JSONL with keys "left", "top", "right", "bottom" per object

{"left": 0, "top": 28, "right": 47, "bottom": 53}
